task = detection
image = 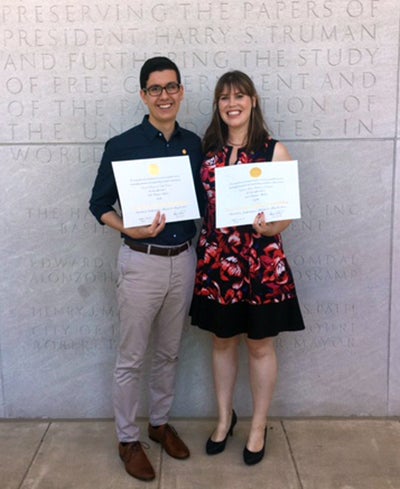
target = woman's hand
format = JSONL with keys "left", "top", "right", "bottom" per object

{"left": 252, "top": 212, "right": 292, "bottom": 237}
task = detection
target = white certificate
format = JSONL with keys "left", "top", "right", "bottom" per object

{"left": 215, "top": 160, "right": 301, "bottom": 228}
{"left": 112, "top": 155, "right": 200, "bottom": 228}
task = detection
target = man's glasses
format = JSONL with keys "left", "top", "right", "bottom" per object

{"left": 143, "top": 82, "right": 181, "bottom": 97}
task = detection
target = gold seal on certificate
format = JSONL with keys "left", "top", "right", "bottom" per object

{"left": 250, "top": 167, "right": 262, "bottom": 178}
{"left": 112, "top": 155, "right": 200, "bottom": 228}
{"left": 148, "top": 164, "right": 160, "bottom": 176}
{"left": 215, "top": 160, "right": 301, "bottom": 229}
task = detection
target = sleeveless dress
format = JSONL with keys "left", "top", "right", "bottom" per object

{"left": 190, "top": 139, "right": 305, "bottom": 339}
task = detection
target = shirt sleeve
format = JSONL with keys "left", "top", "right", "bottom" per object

{"left": 89, "top": 140, "right": 119, "bottom": 225}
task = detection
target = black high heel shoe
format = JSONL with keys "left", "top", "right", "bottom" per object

{"left": 243, "top": 427, "right": 267, "bottom": 465}
{"left": 206, "top": 410, "right": 237, "bottom": 455}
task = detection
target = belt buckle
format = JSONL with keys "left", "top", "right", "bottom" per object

{"left": 146, "top": 244, "right": 152, "bottom": 255}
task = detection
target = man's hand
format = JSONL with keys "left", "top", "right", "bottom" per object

{"left": 100, "top": 210, "right": 166, "bottom": 239}
{"left": 124, "top": 211, "right": 166, "bottom": 239}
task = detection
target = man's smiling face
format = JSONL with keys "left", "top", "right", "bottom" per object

{"left": 140, "top": 69, "right": 184, "bottom": 129}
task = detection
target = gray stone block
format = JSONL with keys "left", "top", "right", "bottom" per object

{"left": 0, "top": 145, "right": 118, "bottom": 417}
{"left": 276, "top": 140, "right": 393, "bottom": 416}
{"left": 389, "top": 143, "right": 400, "bottom": 415}
{"left": 0, "top": 0, "right": 399, "bottom": 418}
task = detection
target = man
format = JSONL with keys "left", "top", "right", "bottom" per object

{"left": 89, "top": 57, "right": 203, "bottom": 481}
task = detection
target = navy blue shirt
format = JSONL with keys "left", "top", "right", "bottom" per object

{"left": 89, "top": 116, "right": 204, "bottom": 246}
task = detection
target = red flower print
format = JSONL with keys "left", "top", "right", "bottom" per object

{"left": 220, "top": 256, "right": 244, "bottom": 284}
{"left": 260, "top": 244, "right": 289, "bottom": 285}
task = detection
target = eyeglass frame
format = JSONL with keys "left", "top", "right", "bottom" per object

{"left": 142, "top": 82, "right": 182, "bottom": 97}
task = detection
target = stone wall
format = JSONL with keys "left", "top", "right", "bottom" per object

{"left": 1, "top": 0, "right": 399, "bottom": 417}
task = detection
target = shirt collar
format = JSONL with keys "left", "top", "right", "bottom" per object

{"left": 141, "top": 115, "right": 182, "bottom": 141}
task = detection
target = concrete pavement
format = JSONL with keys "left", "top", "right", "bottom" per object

{"left": 1, "top": 418, "right": 399, "bottom": 489}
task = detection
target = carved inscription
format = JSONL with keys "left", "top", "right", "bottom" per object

{"left": 290, "top": 201, "right": 359, "bottom": 233}
{"left": 283, "top": 197, "right": 367, "bottom": 352}
{"left": 29, "top": 305, "right": 119, "bottom": 355}
{"left": 2, "top": 247, "right": 119, "bottom": 355}
{"left": 28, "top": 254, "right": 117, "bottom": 285}
{"left": 1, "top": 0, "right": 392, "bottom": 140}
{"left": 25, "top": 253, "right": 119, "bottom": 354}
{"left": 276, "top": 301, "right": 357, "bottom": 351}
{"left": 25, "top": 204, "right": 112, "bottom": 236}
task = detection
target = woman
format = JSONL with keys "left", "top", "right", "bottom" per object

{"left": 190, "top": 71, "right": 305, "bottom": 465}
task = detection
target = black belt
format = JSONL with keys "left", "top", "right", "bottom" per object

{"left": 124, "top": 239, "right": 191, "bottom": 257}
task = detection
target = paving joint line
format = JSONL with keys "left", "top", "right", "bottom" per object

{"left": 281, "top": 420, "right": 305, "bottom": 489}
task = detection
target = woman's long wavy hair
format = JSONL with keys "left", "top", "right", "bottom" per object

{"left": 202, "top": 71, "right": 270, "bottom": 154}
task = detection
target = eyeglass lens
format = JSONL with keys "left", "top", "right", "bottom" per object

{"left": 146, "top": 83, "right": 180, "bottom": 96}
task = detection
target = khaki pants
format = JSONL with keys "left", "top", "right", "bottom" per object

{"left": 113, "top": 243, "right": 196, "bottom": 442}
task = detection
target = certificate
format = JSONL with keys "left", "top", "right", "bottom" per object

{"left": 215, "top": 160, "right": 301, "bottom": 228}
{"left": 112, "top": 155, "right": 200, "bottom": 228}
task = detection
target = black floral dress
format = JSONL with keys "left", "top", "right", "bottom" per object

{"left": 190, "top": 139, "right": 305, "bottom": 339}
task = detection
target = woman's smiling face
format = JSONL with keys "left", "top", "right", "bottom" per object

{"left": 217, "top": 85, "right": 255, "bottom": 131}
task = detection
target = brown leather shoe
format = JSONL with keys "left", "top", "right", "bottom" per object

{"left": 148, "top": 423, "right": 190, "bottom": 459}
{"left": 119, "top": 441, "right": 155, "bottom": 481}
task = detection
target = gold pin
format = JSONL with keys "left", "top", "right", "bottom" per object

{"left": 182, "top": 148, "right": 187, "bottom": 155}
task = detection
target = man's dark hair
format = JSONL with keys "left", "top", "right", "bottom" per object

{"left": 139, "top": 57, "right": 181, "bottom": 89}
